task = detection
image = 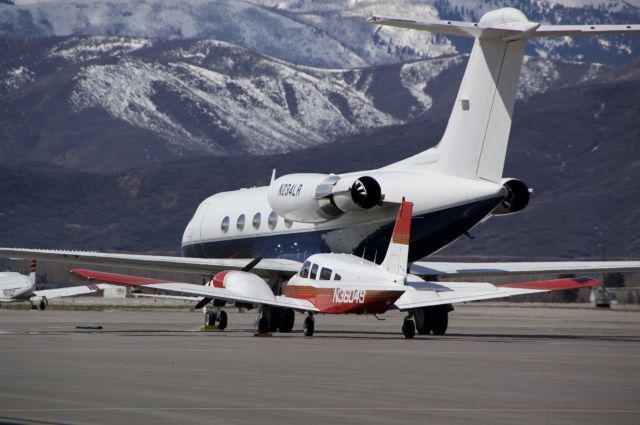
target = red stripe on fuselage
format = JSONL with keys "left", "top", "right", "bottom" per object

{"left": 285, "top": 285, "right": 403, "bottom": 314}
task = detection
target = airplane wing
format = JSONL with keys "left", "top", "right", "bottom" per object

{"left": 31, "top": 283, "right": 108, "bottom": 300}
{"left": 395, "top": 277, "right": 600, "bottom": 310}
{"left": 0, "top": 248, "right": 301, "bottom": 277}
{"left": 410, "top": 261, "right": 640, "bottom": 278}
{"left": 70, "top": 269, "right": 319, "bottom": 312}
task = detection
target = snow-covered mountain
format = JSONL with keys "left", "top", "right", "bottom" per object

{"left": 1, "top": 0, "right": 638, "bottom": 67}
{"left": 0, "top": 36, "right": 610, "bottom": 172}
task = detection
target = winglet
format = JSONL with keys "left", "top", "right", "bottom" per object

{"left": 379, "top": 199, "right": 413, "bottom": 277}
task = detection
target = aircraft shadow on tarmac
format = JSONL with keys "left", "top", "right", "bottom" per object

{"left": 21, "top": 328, "right": 637, "bottom": 343}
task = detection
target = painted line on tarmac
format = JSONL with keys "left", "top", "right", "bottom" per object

{"left": 2, "top": 407, "right": 639, "bottom": 414}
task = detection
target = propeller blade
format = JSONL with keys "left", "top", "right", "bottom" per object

{"left": 194, "top": 297, "right": 212, "bottom": 310}
{"left": 241, "top": 257, "right": 262, "bottom": 272}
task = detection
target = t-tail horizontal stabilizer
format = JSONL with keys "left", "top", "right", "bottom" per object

{"left": 370, "top": 9, "right": 640, "bottom": 184}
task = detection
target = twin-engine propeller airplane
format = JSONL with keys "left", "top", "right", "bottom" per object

{"left": 0, "top": 260, "right": 106, "bottom": 309}
{"left": 1, "top": 7, "right": 639, "bottom": 334}
{"left": 70, "top": 201, "right": 600, "bottom": 338}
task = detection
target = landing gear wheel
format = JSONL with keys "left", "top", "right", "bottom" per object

{"left": 205, "top": 311, "right": 217, "bottom": 326}
{"left": 279, "top": 308, "right": 295, "bottom": 333}
{"left": 432, "top": 313, "right": 448, "bottom": 336}
{"left": 39, "top": 299, "right": 46, "bottom": 310}
{"left": 217, "top": 310, "right": 228, "bottom": 330}
{"left": 303, "top": 316, "right": 315, "bottom": 337}
{"left": 257, "top": 316, "right": 270, "bottom": 334}
{"left": 414, "top": 308, "right": 432, "bottom": 335}
{"left": 269, "top": 307, "right": 282, "bottom": 333}
{"left": 402, "top": 319, "right": 415, "bottom": 339}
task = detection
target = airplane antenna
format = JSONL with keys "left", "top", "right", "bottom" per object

{"left": 270, "top": 169, "right": 276, "bottom": 184}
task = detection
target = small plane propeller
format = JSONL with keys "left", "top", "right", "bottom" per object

{"left": 194, "top": 257, "right": 263, "bottom": 310}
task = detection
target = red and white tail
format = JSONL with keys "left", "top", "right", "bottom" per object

{"left": 379, "top": 200, "right": 413, "bottom": 277}
{"left": 29, "top": 259, "right": 37, "bottom": 286}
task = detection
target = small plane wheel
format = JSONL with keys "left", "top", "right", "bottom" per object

{"left": 303, "top": 316, "right": 314, "bottom": 337}
{"left": 205, "top": 311, "right": 217, "bottom": 326}
{"left": 279, "top": 308, "right": 295, "bottom": 333}
{"left": 402, "top": 319, "right": 415, "bottom": 339}
{"left": 39, "top": 300, "right": 46, "bottom": 311}
{"left": 257, "top": 316, "right": 269, "bottom": 334}
{"left": 217, "top": 310, "right": 228, "bottom": 330}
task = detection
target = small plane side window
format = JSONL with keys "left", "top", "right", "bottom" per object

{"left": 284, "top": 219, "right": 293, "bottom": 229}
{"left": 237, "top": 214, "right": 245, "bottom": 231}
{"left": 221, "top": 216, "right": 230, "bottom": 233}
{"left": 320, "top": 267, "right": 332, "bottom": 280}
{"left": 252, "top": 212, "right": 261, "bottom": 230}
{"left": 299, "top": 261, "right": 311, "bottom": 278}
{"left": 310, "top": 263, "right": 319, "bottom": 280}
{"left": 334, "top": 273, "right": 341, "bottom": 281}
{"left": 268, "top": 211, "right": 278, "bottom": 230}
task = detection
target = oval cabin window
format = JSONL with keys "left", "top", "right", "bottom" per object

{"left": 237, "top": 214, "right": 245, "bottom": 231}
{"left": 221, "top": 216, "right": 230, "bottom": 233}
{"left": 252, "top": 212, "right": 261, "bottom": 230}
{"left": 268, "top": 211, "right": 278, "bottom": 230}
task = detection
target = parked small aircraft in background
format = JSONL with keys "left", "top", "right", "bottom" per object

{"left": 0, "top": 260, "right": 105, "bottom": 309}
{"left": 71, "top": 201, "right": 600, "bottom": 338}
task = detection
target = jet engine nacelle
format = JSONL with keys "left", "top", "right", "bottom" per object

{"left": 492, "top": 178, "right": 530, "bottom": 216}
{"left": 267, "top": 173, "right": 382, "bottom": 223}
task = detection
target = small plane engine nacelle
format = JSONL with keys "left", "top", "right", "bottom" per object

{"left": 267, "top": 173, "right": 382, "bottom": 223}
{"left": 212, "top": 271, "right": 275, "bottom": 302}
{"left": 492, "top": 178, "right": 530, "bottom": 216}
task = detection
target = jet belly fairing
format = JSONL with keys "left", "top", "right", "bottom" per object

{"left": 181, "top": 170, "right": 506, "bottom": 262}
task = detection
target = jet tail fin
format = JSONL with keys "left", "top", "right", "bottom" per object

{"left": 370, "top": 9, "right": 640, "bottom": 183}
{"left": 379, "top": 200, "right": 413, "bottom": 277}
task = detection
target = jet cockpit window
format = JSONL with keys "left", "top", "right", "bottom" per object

{"left": 237, "top": 214, "right": 245, "bottom": 231}
{"left": 299, "top": 261, "right": 311, "bottom": 278}
{"left": 320, "top": 267, "right": 332, "bottom": 280}
{"left": 252, "top": 212, "right": 261, "bottom": 230}
{"left": 268, "top": 211, "right": 278, "bottom": 230}
{"left": 284, "top": 219, "right": 293, "bottom": 228}
{"left": 310, "top": 263, "right": 319, "bottom": 280}
{"left": 221, "top": 216, "right": 230, "bottom": 233}
{"left": 334, "top": 273, "right": 342, "bottom": 281}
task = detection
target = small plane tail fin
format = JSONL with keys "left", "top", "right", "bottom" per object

{"left": 29, "top": 259, "right": 37, "bottom": 286}
{"left": 379, "top": 199, "right": 413, "bottom": 277}
{"left": 370, "top": 9, "right": 640, "bottom": 183}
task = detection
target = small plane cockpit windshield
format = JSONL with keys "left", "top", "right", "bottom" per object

{"left": 299, "top": 261, "right": 311, "bottom": 278}
{"left": 319, "top": 267, "right": 332, "bottom": 280}
{"left": 310, "top": 263, "right": 319, "bottom": 279}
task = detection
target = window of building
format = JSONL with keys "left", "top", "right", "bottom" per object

{"left": 310, "top": 263, "right": 319, "bottom": 280}
{"left": 221, "top": 216, "right": 229, "bottom": 233}
{"left": 268, "top": 211, "right": 278, "bottom": 230}
{"left": 237, "top": 214, "right": 245, "bottom": 231}
{"left": 252, "top": 212, "right": 261, "bottom": 230}
{"left": 320, "top": 267, "right": 332, "bottom": 280}
{"left": 299, "top": 261, "right": 311, "bottom": 278}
